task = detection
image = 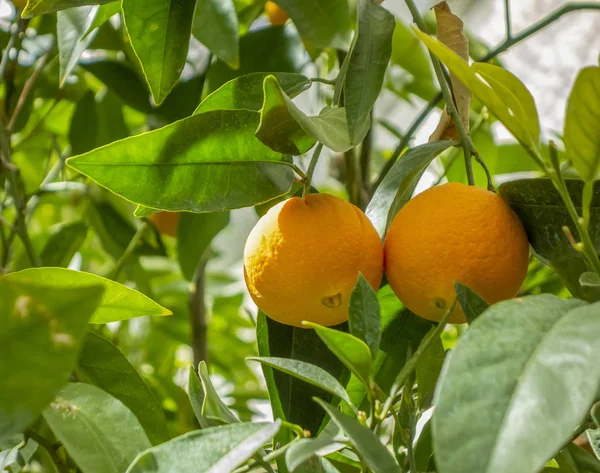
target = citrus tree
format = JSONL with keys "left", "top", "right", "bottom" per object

{"left": 1, "top": 0, "right": 600, "bottom": 472}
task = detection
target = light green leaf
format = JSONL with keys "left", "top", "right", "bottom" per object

{"left": 315, "top": 400, "right": 401, "bottom": 473}
{"left": 193, "top": 0, "right": 239, "bottom": 68}
{"left": 415, "top": 30, "right": 539, "bottom": 154}
{"left": 126, "top": 422, "right": 281, "bottom": 473}
{"left": 40, "top": 221, "right": 88, "bottom": 268}
{"left": 23, "top": 0, "right": 115, "bottom": 17}
{"left": 348, "top": 274, "right": 381, "bottom": 358}
{"left": 256, "top": 75, "right": 316, "bottom": 155}
{"left": 285, "top": 437, "right": 343, "bottom": 472}
{"left": 391, "top": 19, "right": 433, "bottom": 84}
{"left": 67, "top": 110, "right": 295, "bottom": 212}
{"left": 122, "top": 0, "right": 196, "bottom": 105}
{"left": 0, "top": 279, "right": 104, "bottom": 437}
{"left": 248, "top": 357, "right": 353, "bottom": 408}
{"left": 271, "top": 0, "right": 351, "bottom": 49}
{"left": 195, "top": 362, "right": 239, "bottom": 426}
{"left": 44, "top": 383, "right": 151, "bottom": 473}
{"left": 57, "top": 6, "right": 100, "bottom": 85}
{"left": 177, "top": 211, "right": 230, "bottom": 281}
{"left": 434, "top": 295, "right": 600, "bottom": 473}
{"left": 366, "top": 141, "right": 455, "bottom": 238}
{"left": 344, "top": 0, "right": 394, "bottom": 145}
{"left": 454, "top": 281, "right": 490, "bottom": 324}
{"left": 77, "top": 332, "right": 169, "bottom": 445}
{"left": 580, "top": 271, "right": 600, "bottom": 287}
{"left": 564, "top": 66, "right": 600, "bottom": 182}
{"left": 5, "top": 267, "right": 171, "bottom": 323}
{"left": 196, "top": 72, "right": 309, "bottom": 114}
{"left": 304, "top": 322, "right": 372, "bottom": 388}
{"left": 83, "top": 2, "right": 122, "bottom": 37}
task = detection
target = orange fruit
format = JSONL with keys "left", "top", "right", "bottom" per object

{"left": 265, "top": 1, "right": 289, "bottom": 25}
{"left": 148, "top": 211, "right": 179, "bottom": 237}
{"left": 244, "top": 193, "right": 383, "bottom": 327}
{"left": 384, "top": 183, "right": 529, "bottom": 323}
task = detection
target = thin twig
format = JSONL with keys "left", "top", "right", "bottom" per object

{"left": 111, "top": 222, "right": 148, "bottom": 280}
{"left": 504, "top": 0, "right": 512, "bottom": 39}
{"left": 303, "top": 143, "right": 324, "bottom": 196}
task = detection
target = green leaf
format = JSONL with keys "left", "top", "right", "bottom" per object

{"left": 499, "top": 178, "right": 600, "bottom": 302}
{"left": 122, "top": 0, "right": 196, "bottom": 105}
{"left": 415, "top": 30, "right": 539, "bottom": 154}
{"left": 23, "top": 0, "right": 115, "bottom": 17}
{"left": 588, "top": 428, "right": 600, "bottom": 459}
{"left": 0, "top": 279, "right": 104, "bottom": 437}
{"left": 248, "top": 357, "right": 353, "bottom": 409}
{"left": 192, "top": 0, "right": 239, "bottom": 68}
{"left": 391, "top": 18, "right": 433, "bottom": 86}
{"left": 126, "top": 422, "right": 281, "bottom": 473}
{"left": 580, "top": 272, "right": 600, "bottom": 287}
{"left": 195, "top": 361, "right": 239, "bottom": 426}
{"left": 67, "top": 110, "right": 295, "bottom": 212}
{"left": 564, "top": 65, "right": 600, "bottom": 181}
{"left": 43, "top": 383, "right": 151, "bottom": 473}
{"left": 76, "top": 332, "right": 169, "bottom": 445}
{"left": 348, "top": 274, "right": 381, "bottom": 358}
{"left": 177, "top": 211, "right": 230, "bottom": 281}
{"left": 57, "top": 6, "right": 100, "bottom": 85}
{"left": 206, "top": 25, "right": 305, "bottom": 92}
{"left": 304, "top": 322, "right": 372, "bottom": 388}
{"left": 454, "top": 282, "right": 490, "bottom": 324}
{"left": 433, "top": 295, "right": 600, "bottom": 473}
{"left": 5, "top": 267, "right": 171, "bottom": 323}
{"left": 315, "top": 400, "right": 401, "bottom": 473}
{"left": 285, "top": 437, "right": 342, "bottom": 472}
{"left": 344, "top": 0, "right": 394, "bottom": 145}
{"left": 415, "top": 327, "right": 445, "bottom": 407}
{"left": 83, "top": 2, "right": 122, "bottom": 37}
{"left": 271, "top": 0, "right": 351, "bottom": 49}
{"left": 366, "top": 141, "right": 455, "bottom": 238}
{"left": 256, "top": 313, "right": 346, "bottom": 440}
{"left": 256, "top": 75, "right": 316, "bottom": 155}
{"left": 196, "top": 72, "right": 309, "bottom": 114}
{"left": 69, "top": 90, "right": 98, "bottom": 155}
{"left": 40, "top": 221, "right": 88, "bottom": 268}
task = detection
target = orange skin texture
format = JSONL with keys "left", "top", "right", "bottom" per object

{"left": 265, "top": 1, "right": 289, "bottom": 25}
{"left": 244, "top": 194, "right": 383, "bottom": 327}
{"left": 384, "top": 183, "right": 529, "bottom": 324}
{"left": 148, "top": 211, "right": 179, "bottom": 237}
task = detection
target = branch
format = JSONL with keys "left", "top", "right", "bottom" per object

{"left": 504, "top": 0, "right": 512, "bottom": 38}
{"left": 189, "top": 258, "right": 208, "bottom": 368}
{"left": 111, "top": 222, "right": 149, "bottom": 280}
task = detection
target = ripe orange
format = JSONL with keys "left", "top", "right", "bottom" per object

{"left": 148, "top": 211, "right": 179, "bottom": 237}
{"left": 265, "top": 1, "right": 289, "bottom": 25}
{"left": 384, "top": 183, "right": 529, "bottom": 323}
{"left": 244, "top": 194, "right": 383, "bottom": 327}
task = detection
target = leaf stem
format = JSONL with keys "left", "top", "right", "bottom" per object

{"left": 111, "top": 221, "right": 149, "bottom": 280}
{"left": 189, "top": 257, "right": 208, "bottom": 367}
{"left": 303, "top": 143, "right": 324, "bottom": 197}
{"left": 310, "top": 77, "right": 337, "bottom": 86}
{"left": 379, "top": 299, "right": 456, "bottom": 421}
{"left": 403, "top": 0, "right": 476, "bottom": 185}
{"left": 374, "top": 1, "right": 600, "bottom": 187}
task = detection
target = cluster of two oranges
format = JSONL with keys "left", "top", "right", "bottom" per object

{"left": 244, "top": 183, "right": 530, "bottom": 327}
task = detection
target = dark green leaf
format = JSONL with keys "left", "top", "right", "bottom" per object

{"left": 391, "top": 18, "right": 433, "bottom": 85}
{"left": 67, "top": 110, "right": 295, "bottom": 212}
{"left": 256, "top": 75, "right": 316, "bottom": 155}
{"left": 499, "top": 178, "right": 600, "bottom": 302}
{"left": 348, "top": 274, "right": 381, "bottom": 358}
{"left": 23, "top": 0, "right": 115, "bottom": 18}
{"left": 206, "top": 25, "right": 305, "bottom": 92}
{"left": 57, "top": 6, "right": 99, "bottom": 85}
{"left": 415, "top": 327, "right": 445, "bottom": 407}
{"left": 315, "top": 400, "right": 401, "bottom": 473}
{"left": 196, "top": 72, "right": 309, "bottom": 114}
{"left": 564, "top": 65, "right": 600, "bottom": 181}
{"left": 69, "top": 90, "right": 97, "bottom": 155}
{"left": 83, "top": 2, "right": 122, "bottom": 37}
{"left": 454, "top": 281, "right": 490, "bottom": 324}
{"left": 248, "top": 357, "right": 353, "bottom": 408}
{"left": 434, "top": 295, "right": 600, "bottom": 473}
{"left": 177, "top": 211, "right": 230, "bottom": 281}
{"left": 5, "top": 267, "right": 171, "bottom": 323}
{"left": 192, "top": 0, "right": 239, "bottom": 68}
{"left": 195, "top": 361, "right": 239, "bottom": 425}
{"left": 0, "top": 279, "right": 104, "bottom": 437}
{"left": 256, "top": 313, "right": 346, "bottom": 439}
{"left": 126, "top": 422, "right": 281, "bottom": 473}
{"left": 122, "top": 0, "right": 196, "bottom": 104}
{"left": 76, "top": 332, "right": 169, "bottom": 445}
{"left": 304, "top": 323, "right": 372, "bottom": 388}
{"left": 366, "top": 141, "right": 455, "bottom": 238}
{"left": 44, "top": 383, "right": 151, "bottom": 473}
{"left": 40, "top": 221, "right": 88, "bottom": 268}
{"left": 344, "top": 0, "right": 394, "bottom": 145}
